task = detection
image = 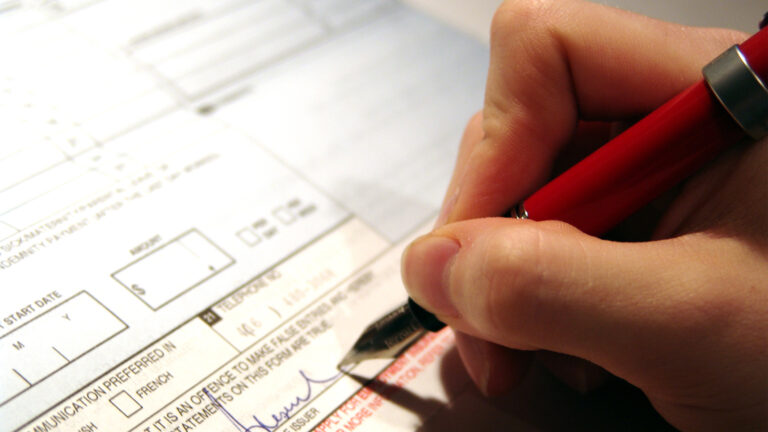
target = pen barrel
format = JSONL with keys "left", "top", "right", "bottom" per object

{"left": 522, "top": 79, "right": 744, "bottom": 236}
{"left": 740, "top": 26, "right": 768, "bottom": 81}
{"left": 523, "top": 27, "right": 768, "bottom": 236}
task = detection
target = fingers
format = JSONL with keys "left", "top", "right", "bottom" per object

{"left": 534, "top": 351, "right": 610, "bottom": 394}
{"left": 401, "top": 217, "right": 768, "bottom": 389}
{"left": 655, "top": 138, "right": 768, "bottom": 239}
{"left": 437, "top": 112, "right": 538, "bottom": 395}
{"left": 445, "top": 0, "right": 747, "bottom": 222}
{"left": 435, "top": 111, "right": 484, "bottom": 227}
{"left": 453, "top": 331, "right": 532, "bottom": 396}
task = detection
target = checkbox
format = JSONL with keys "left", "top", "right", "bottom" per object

{"left": 110, "top": 390, "right": 142, "bottom": 417}
{"left": 273, "top": 207, "right": 296, "bottom": 225}
{"left": 237, "top": 227, "right": 261, "bottom": 246}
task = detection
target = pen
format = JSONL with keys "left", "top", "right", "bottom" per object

{"left": 338, "top": 24, "right": 768, "bottom": 368}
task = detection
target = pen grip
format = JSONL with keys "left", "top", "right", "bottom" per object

{"left": 522, "top": 80, "right": 744, "bottom": 236}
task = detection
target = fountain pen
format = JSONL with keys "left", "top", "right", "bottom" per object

{"left": 338, "top": 24, "right": 768, "bottom": 369}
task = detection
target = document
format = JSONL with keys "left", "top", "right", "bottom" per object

{"left": 0, "top": 1, "right": 491, "bottom": 430}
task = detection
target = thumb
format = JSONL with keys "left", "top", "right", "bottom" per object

{"left": 401, "top": 217, "right": 744, "bottom": 387}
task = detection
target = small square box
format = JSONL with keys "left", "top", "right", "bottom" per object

{"left": 236, "top": 227, "right": 261, "bottom": 246}
{"left": 110, "top": 390, "right": 142, "bottom": 417}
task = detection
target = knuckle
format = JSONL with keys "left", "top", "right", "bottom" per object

{"left": 477, "top": 224, "right": 547, "bottom": 340}
{"left": 490, "top": 0, "right": 558, "bottom": 47}
{"left": 467, "top": 110, "right": 483, "bottom": 130}
{"left": 484, "top": 0, "right": 572, "bottom": 144}
{"left": 462, "top": 111, "right": 484, "bottom": 138}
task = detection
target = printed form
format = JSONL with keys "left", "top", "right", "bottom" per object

{"left": 0, "top": 1, "right": 504, "bottom": 431}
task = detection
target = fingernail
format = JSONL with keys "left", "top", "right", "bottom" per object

{"left": 455, "top": 332, "right": 491, "bottom": 396}
{"left": 401, "top": 235, "right": 460, "bottom": 317}
{"left": 434, "top": 188, "right": 459, "bottom": 228}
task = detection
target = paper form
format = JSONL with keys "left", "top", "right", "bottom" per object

{"left": 0, "top": 1, "right": 492, "bottom": 431}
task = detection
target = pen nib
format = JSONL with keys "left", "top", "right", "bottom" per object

{"left": 337, "top": 302, "right": 425, "bottom": 369}
{"left": 337, "top": 350, "right": 363, "bottom": 370}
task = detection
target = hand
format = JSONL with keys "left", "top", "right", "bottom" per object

{"left": 400, "top": 0, "right": 768, "bottom": 430}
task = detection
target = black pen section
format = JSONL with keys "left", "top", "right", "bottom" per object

{"left": 407, "top": 298, "right": 446, "bottom": 332}
{"left": 337, "top": 299, "right": 444, "bottom": 369}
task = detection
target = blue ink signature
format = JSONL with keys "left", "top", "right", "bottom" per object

{"left": 204, "top": 369, "right": 342, "bottom": 432}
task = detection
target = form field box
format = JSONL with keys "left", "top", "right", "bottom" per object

{"left": 112, "top": 229, "right": 234, "bottom": 310}
{"left": 0, "top": 291, "right": 127, "bottom": 405}
{"left": 273, "top": 206, "right": 296, "bottom": 225}
{"left": 110, "top": 390, "right": 142, "bottom": 417}
{"left": 236, "top": 227, "right": 261, "bottom": 246}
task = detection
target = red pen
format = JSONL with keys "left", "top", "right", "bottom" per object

{"left": 339, "top": 23, "right": 768, "bottom": 367}
{"left": 515, "top": 24, "right": 768, "bottom": 235}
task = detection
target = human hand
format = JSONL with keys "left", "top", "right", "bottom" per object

{"left": 400, "top": 0, "right": 768, "bottom": 430}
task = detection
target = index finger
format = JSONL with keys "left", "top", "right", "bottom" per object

{"left": 446, "top": 0, "right": 746, "bottom": 222}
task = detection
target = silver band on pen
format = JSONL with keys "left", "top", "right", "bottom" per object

{"left": 703, "top": 45, "right": 768, "bottom": 140}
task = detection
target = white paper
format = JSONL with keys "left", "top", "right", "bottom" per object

{"left": 0, "top": 1, "right": 491, "bottom": 431}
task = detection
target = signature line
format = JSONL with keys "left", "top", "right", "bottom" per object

{"left": 204, "top": 369, "right": 343, "bottom": 432}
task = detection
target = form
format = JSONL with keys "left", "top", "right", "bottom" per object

{"left": 0, "top": 1, "right": 489, "bottom": 431}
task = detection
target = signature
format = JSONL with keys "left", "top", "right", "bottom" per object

{"left": 204, "top": 369, "right": 342, "bottom": 432}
